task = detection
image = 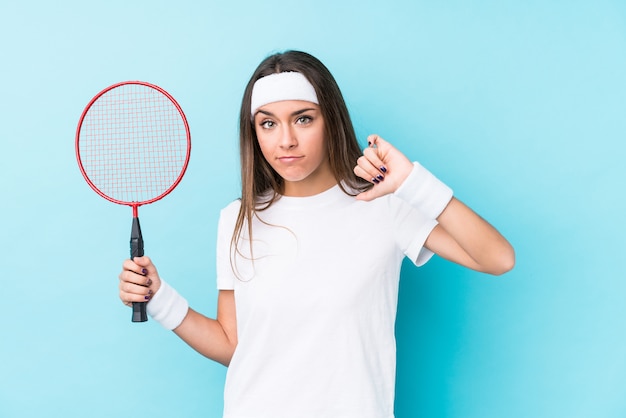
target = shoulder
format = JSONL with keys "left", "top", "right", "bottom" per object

{"left": 221, "top": 198, "right": 241, "bottom": 214}
{"left": 219, "top": 199, "right": 242, "bottom": 226}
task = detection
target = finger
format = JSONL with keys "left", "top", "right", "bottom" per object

{"left": 135, "top": 257, "right": 161, "bottom": 283}
{"left": 368, "top": 134, "right": 395, "bottom": 149}
{"left": 355, "top": 156, "right": 385, "bottom": 184}
{"left": 132, "top": 255, "right": 152, "bottom": 266}
{"left": 119, "top": 268, "right": 153, "bottom": 287}
{"left": 366, "top": 134, "right": 382, "bottom": 148}
{"left": 120, "top": 287, "right": 153, "bottom": 306}
{"left": 123, "top": 255, "right": 157, "bottom": 277}
{"left": 119, "top": 278, "right": 154, "bottom": 306}
{"left": 120, "top": 280, "right": 154, "bottom": 297}
{"left": 131, "top": 255, "right": 155, "bottom": 274}
{"left": 353, "top": 164, "right": 382, "bottom": 186}
{"left": 367, "top": 134, "right": 392, "bottom": 158}
{"left": 361, "top": 147, "right": 388, "bottom": 175}
{"left": 121, "top": 258, "right": 146, "bottom": 275}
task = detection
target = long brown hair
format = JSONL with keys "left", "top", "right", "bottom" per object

{"left": 232, "top": 50, "right": 371, "bottom": 265}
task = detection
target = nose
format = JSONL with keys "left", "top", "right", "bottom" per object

{"left": 279, "top": 125, "right": 297, "bottom": 150}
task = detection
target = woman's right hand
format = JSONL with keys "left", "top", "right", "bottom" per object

{"left": 118, "top": 256, "right": 161, "bottom": 307}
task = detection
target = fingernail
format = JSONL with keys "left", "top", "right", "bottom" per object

{"left": 148, "top": 289, "right": 153, "bottom": 295}
{"left": 376, "top": 174, "right": 384, "bottom": 181}
{"left": 141, "top": 268, "right": 148, "bottom": 275}
{"left": 380, "top": 166, "right": 387, "bottom": 173}
{"left": 372, "top": 177, "right": 380, "bottom": 184}
{"left": 144, "top": 295, "right": 151, "bottom": 300}
{"left": 146, "top": 278, "right": 153, "bottom": 286}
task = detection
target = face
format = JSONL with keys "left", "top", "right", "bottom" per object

{"left": 253, "top": 100, "right": 335, "bottom": 197}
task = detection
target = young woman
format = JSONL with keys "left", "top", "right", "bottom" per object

{"left": 119, "top": 50, "right": 514, "bottom": 418}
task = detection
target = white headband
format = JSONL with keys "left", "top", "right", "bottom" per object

{"left": 250, "top": 72, "right": 319, "bottom": 117}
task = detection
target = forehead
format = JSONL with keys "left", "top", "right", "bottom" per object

{"left": 256, "top": 100, "right": 320, "bottom": 116}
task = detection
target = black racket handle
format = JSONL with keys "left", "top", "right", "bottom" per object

{"left": 130, "top": 216, "right": 148, "bottom": 322}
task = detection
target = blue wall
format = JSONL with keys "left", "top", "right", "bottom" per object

{"left": 1, "top": 1, "right": 624, "bottom": 417}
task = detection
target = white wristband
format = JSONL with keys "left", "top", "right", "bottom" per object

{"left": 146, "top": 279, "right": 189, "bottom": 330}
{"left": 394, "top": 162, "right": 453, "bottom": 219}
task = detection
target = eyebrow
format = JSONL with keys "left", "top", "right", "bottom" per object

{"left": 255, "top": 107, "right": 318, "bottom": 118}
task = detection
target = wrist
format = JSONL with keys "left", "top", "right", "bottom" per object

{"left": 146, "top": 279, "right": 189, "bottom": 330}
{"left": 394, "top": 161, "right": 453, "bottom": 219}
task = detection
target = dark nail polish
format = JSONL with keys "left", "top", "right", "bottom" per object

{"left": 144, "top": 295, "right": 151, "bottom": 300}
{"left": 141, "top": 268, "right": 148, "bottom": 275}
{"left": 146, "top": 278, "right": 153, "bottom": 286}
{"left": 372, "top": 177, "right": 380, "bottom": 184}
{"left": 376, "top": 175, "right": 384, "bottom": 181}
{"left": 380, "top": 166, "right": 387, "bottom": 173}
{"left": 148, "top": 289, "right": 153, "bottom": 295}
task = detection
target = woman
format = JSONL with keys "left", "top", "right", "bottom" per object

{"left": 119, "top": 50, "right": 514, "bottom": 418}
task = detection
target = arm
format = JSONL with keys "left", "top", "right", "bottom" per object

{"left": 119, "top": 256, "right": 237, "bottom": 366}
{"left": 354, "top": 134, "right": 515, "bottom": 275}
{"left": 425, "top": 198, "right": 515, "bottom": 275}
{"left": 174, "top": 290, "right": 237, "bottom": 366}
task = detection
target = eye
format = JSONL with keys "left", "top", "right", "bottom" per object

{"left": 259, "top": 120, "right": 275, "bottom": 129}
{"left": 295, "top": 115, "right": 312, "bottom": 125}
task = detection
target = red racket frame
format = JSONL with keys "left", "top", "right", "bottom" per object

{"left": 75, "top": 80, "right": 191, "bottom": 217}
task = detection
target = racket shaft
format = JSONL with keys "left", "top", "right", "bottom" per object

{"left": 130, "top": 216, "right": 148, "bottom": 322}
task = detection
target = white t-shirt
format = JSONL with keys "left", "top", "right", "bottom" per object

{"left": 216, "top": 183, "right": 437, "bottom": 418}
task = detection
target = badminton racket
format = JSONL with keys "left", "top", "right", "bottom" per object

{"left": 75, "top": 81, "right": 191, "bottom": 322}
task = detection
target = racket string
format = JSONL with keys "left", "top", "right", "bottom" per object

{"left": 78, "top": 83, "right": 189, "bottom": 204}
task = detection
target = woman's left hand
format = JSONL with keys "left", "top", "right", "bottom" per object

{"left": 353, "top": 134, "right": 414, "bottom": 201}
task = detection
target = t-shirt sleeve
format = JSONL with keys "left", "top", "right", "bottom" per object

{"left": 389, "top": 195, "right": 438, "bottom": 267}
{"left": 216, "top": 200, "right": 241, "bottom": 290}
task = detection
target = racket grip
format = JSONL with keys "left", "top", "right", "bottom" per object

{"left": 130, "top": 216, "right": 148, "bottom": 323}
{"left": 132, "top": 301, "right": 148, "bottom": 322}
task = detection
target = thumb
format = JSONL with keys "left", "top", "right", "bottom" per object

{"left": 368, "top": 134, "right": 389, "bottom": 149}
{"left": 355, "top": 189, "right": 376, "bottom": 202}
{"left": 132, "top": 255, "right": 152, "bottom": 267}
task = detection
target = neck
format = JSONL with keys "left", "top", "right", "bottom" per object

{"left": 283, "top": 167, "right": 337, "bottom": 197}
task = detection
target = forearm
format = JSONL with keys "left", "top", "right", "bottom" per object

{"left": 435, "top": 197, "right": 515, "bottom": 275}
{"left": 146, "top": 281, "right": 237, "bottom": 366}
{"left": 173, "top": 308, "right": 237, "bottom": 366}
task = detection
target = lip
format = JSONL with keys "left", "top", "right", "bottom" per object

{"left": 278, "top": 156, "right": 304, "bottom": 163}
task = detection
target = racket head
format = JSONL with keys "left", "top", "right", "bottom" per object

{"left": 75, "top": 81, "right": 191, "bottom": 208}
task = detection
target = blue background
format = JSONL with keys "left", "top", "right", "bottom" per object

{"left": 1, "top": 1, "right": 625, "bottom": 417}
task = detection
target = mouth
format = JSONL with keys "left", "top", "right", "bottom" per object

{"left": 278, "top": 156, "right": 304, "bottom": 163}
